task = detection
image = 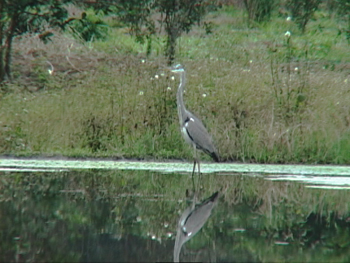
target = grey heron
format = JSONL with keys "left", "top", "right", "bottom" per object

{"left": 170, "top": 64, "right": 219, "bottom": 176}
{"left": 173, "top": 191, "right": 220, "bottom": 262}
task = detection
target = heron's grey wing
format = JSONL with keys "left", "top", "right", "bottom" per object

{"left": 184, "top": 114, "right": 219, "bottom": 161}
{"left": 182, "top": 191, "right": 219, "bottom": 235}
{"left": 181, "top": 203, "right": 214, "bottom": 236}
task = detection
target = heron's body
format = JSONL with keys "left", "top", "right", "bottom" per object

{"left": 171, "top": 64, "right": 219, "bottom": 175}
{"left": 180, "top": 114, "right": 219, "bottom": 162}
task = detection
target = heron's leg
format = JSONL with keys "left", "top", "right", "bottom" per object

{"left": 197, "top": 156, "right": 201, "bottom": 175}
{"left": 191, "top": 159, "right": 196, "bottom": 177}
{"left": 192, "top": 146, "right": 198, "bottom": 190}
{"left": 191, "top": 159, "right": 196, "bottom": 190}
{"left": 192, "top": 146, "right": 198, "bottom": 175}
{"left": 191, "top": 189, "right": 197, "bottom": 209}
{"left": 197, "top": 157, "right": 202, "bottom": 183}
{"left": 193, "top": 145, "right": 201, "bottom": 184}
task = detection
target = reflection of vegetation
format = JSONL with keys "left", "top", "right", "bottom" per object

{"left": 212, "top": 175, "right": 350, "bottom": 262}
{"left": 1, "top": 170, "right": 350, "bottom": 262}
{"left": 0, "top": 170, "right": 185, "bottom": 262}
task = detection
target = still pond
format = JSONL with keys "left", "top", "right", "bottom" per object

{"left": 1, "top": 158, "right": 350, "bottom": 262}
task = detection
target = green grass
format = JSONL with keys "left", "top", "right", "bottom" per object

{"left": 1, "top": 6, "right": 350, "bottom": 163}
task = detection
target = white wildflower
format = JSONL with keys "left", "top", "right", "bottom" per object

{"left": 285, "top": 31, "right": 291, "bottom": 38}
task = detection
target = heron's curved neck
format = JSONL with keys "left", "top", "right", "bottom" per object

{"left": 177, "top": 72, "right": 187, "bottom": 125}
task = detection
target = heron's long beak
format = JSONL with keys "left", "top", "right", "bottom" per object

{"left": 157, "top": 65, "right": 172, "bottom": 75}
{"left": 162, "top": 65, "right": 173, "bottom": 72}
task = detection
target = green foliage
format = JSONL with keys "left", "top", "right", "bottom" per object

{"left": 335, "top": 0, "right": 350, "bottom": 16}
{"left": 68, "top": 11, "right": 108, "bottom": 42}
{"left": 90, "top": 0, "right": 220, "bottom": 64}
{"left": 334, "top": 0, "right": 350, "bottom": 44}
{"left": 243, "top": 0, "right": 276, "bottom": 25}
{"left": 285, "top": 0, "right": 321, "bottom": 33}
{"left": 0, "top": 0, "right": 72, "bottom": 82}
{"left": 158, "top": 0, "right": 220, "bottom": 64}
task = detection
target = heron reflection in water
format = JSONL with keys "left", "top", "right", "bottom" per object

{"left": 174, "top": 191, "right": 220, "bottom": 262}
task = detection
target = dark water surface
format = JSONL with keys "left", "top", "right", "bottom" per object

{"left": 1, "top": 168, "right": 350, "bottom": 262}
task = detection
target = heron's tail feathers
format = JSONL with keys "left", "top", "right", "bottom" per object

{"left": 210, "top": 151, "right": 220, "bottom": 162}
{"left": 196, "top": 191, "right": 220, "bottom": 209}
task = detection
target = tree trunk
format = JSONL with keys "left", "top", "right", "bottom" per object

{"left": 0, "top": 0, "right": 5, "bottom": 82}
{"left": 166, "top": 27, "right": 178, "bottom": 66}
{"left": 164, "top": 0, "right": 180, "bottom": 66}
{"left": 4, "top": 10, "right": 19, "bottom": 80}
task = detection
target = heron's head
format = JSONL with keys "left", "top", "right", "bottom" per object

{"left": 170, "top": 64, "right": 185, "bottom": 74}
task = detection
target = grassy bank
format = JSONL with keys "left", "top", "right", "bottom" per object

{"left": 1, "top": 7, "right": 350, "bottom": 163}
